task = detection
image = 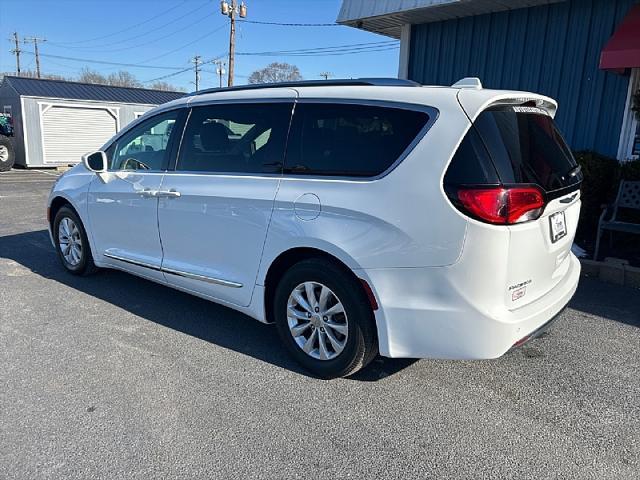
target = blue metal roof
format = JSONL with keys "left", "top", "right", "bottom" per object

{"left": 337, "top": 0, "right": 564, "bottom": 38}
{"left": 1, "top": 76, "right": 185, "bottom": 105}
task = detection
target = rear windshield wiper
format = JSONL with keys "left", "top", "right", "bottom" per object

{"left": 566, "top": 165, "right": 582, "bottom": 178}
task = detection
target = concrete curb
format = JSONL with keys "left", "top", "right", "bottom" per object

{"left": 580, "top": 258, "right": 640, "bottom": 288}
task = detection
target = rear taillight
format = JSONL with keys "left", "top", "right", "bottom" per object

{"left": 456, "top": 186, "right": 545, "bottom": 225}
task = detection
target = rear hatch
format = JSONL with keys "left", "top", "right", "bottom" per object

{"left": 445, "top": 98, "right": 582, "bottom": 309}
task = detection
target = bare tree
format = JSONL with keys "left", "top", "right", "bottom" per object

{"left": 248, "top": 62, "right": 302, "bottom": 84}
{"left": 106, "top": 70, "right": 141, "bottom": 88}
{"left": 78, "top": 68, "right": 107, "bottom": 85}
{"left": 149, "top": 81, "right": 182, "bottom": 92}
{"left": 3, "top": 69, "right": 68, "bottom": 81}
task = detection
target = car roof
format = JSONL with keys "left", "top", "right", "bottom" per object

{"left": 152, "top": 77, "right": 557, "bottom": 120}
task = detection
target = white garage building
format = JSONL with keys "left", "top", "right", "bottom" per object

{"left": 0, "top": 76, "right": 184, "bottom": 168}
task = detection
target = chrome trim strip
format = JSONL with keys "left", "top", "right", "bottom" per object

{"left": 104, "top": 252, "right": 243, "bottom": 288}
{"left": 103, "top": 252, "right": 162, "bottom": 271}
{"left": 161, "top": 267, "right": 243, "bottom": 288}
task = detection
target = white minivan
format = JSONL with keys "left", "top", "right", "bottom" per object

{"left": 48, "top": 78, "right": 582, "bottom": 378}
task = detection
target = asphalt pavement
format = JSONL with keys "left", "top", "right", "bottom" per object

{"left": 1, "top": 169, "right": 639, "bottom": 479}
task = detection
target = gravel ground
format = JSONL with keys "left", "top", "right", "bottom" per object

{"left": 1, "top": 169, "right": 639, "bottom": 480}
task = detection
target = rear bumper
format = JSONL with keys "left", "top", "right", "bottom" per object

{"left": 361, "top": 253, "right": 580, "bottom": 359}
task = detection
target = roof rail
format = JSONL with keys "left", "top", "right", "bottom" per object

{"left": 189, "top": 78, "right": 421, "bottom": 96}
{"left": 452, "top": 77, "right": 483, "bottom": 89}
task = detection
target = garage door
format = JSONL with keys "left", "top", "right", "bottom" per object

{"left": 41, "top": 106, "right": 117, "bottom": 164}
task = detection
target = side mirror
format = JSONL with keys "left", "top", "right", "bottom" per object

{"left": 82, "top": 151, "right": 107, "bottom": 173}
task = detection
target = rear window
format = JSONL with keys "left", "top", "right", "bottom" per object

{"left": 284, "top": 103, "right": 429, "bottom": 177}
{"left": 474, "top": 106, "right": 581, "bottom": 192}
{"left": 445, "top": 106, "right": 581, "bottom": 193}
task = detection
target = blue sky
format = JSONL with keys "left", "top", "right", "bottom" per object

{"left": 0, "top": 0, "right": 399, "bottom": 90}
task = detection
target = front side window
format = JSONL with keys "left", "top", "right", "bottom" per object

{"left": 284, "top": 103, "right": 430, "bottom": 177}
{"left": 177, "top": 102, "right": 293, "bottom": 174}
{"left": 110, "top": 111, "right": 179, "bottom": 171}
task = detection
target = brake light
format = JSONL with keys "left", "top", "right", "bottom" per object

{"left": 457, "top": 187, "right": 545, "bottom": 224}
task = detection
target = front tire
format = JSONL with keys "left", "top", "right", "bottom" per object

{"left": 274, "top": 258, "right": 378, "bottom": 378}
{"left": 53, "top": 206, "right": 97, "bottom": 276}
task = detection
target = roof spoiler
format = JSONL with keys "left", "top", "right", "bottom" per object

{"left": 452, "top": 77, "right": 483, "bottom": 89}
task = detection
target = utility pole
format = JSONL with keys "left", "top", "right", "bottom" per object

{"left": 191, "top": 55, "right": 202, "bottom": 91}
{"left": 23, "top": 36, "right": 46, "bottom": 78}
{"left": 220, "top": 0, "right": 247, "bottom": 87}
{"left": 319, "top": 72, "right": 332, "bottom": 80}
{"left": 214, "top": 60, "right": 226, "bottom": 88}
{"left": 10, "top": 32, "right": 21, "bottom": 76}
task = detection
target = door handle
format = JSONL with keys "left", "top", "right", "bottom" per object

{"left": 155, "top": 189, "right": 181, "bottom": 198}
{"left": 139, "top": 188, "right": 157, "bottom": 198}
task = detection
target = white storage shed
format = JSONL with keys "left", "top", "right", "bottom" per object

{"left": 0, "top": 76, "right": 184, "bottom": 168}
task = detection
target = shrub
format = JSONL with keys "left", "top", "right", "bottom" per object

{"left": 572, "top": 152, "right": 640, "bottom": 241}
{"left": 573, "top": 151, "right": 619, "bottom": 237}
{"left": 620, "top": 158, "right": 640, "bottom": 181}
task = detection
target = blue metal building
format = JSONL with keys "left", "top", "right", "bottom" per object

{"left": 338, "top": 0, "right": 640, "bottom": 161}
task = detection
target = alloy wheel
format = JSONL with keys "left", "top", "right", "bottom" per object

{"left": 286, "top": 281, "right": 349, "bottom": 361}
{"left": 58, "top": 217, "right": 83, "bottom": 266}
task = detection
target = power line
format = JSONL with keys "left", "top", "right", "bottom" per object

{"left": 47, "top": 2, "right": 212, "bottom": 52}
{"left": 50, "top": 13, "right": 214, "bottom": 55}
{"left": 143, "top": 55, "right": 225, "bottom": 84}
{"left": 23, "top": 36, "right": 46, "bottom": 78}
{"left": 237, "top": 19, "right": 340, "bottom": 27}
{"left": 22, "top": 51, "right": 188, "bottom": 70}
{"left": 9, "top": 32, "right": 21, "bottom": 75}
{"left": 220, "top": 0, "right": 247, "bottom": 87}
{"left": 237, "top": 40, "right": 397, "bottom": 55}
{"left": 137, "top": 24, "right": 228, "bottom": 65}
{"left": 191, "top": 55, "right": 202, "bottom": 91}
{"left": 213, "top": 60, "right": 226, "bottom": 88}
{"left": 142, "top": 67, "right": 194, "bottom": 84}
{"left": 238, "top": 42, "right": 399, "bottom": 57}
{"left": 269, "top": 46, "right": 399, "bottom": 57}
{"left": 49, "top": 0, "right": 191, "bottom": 45}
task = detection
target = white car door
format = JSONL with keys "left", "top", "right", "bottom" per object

{"left": 87, "top": 110, "right": 184, "bottom": 282}
{"left": 157, "top": 100, "right": 294, "bottom": 307}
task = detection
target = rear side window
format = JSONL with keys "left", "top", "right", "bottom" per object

{"left": 473, "top": 107, "right": 581, "bottom": 191}
{"left": 443, "top": 127, "right": 500, "bottom": 186}
{"left": 284, "top": 103, "right": 429, "bottom": 177}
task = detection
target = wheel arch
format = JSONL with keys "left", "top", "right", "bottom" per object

{"left": 49, "top": 195, "right": 76, "bottom": 230}
{"left": 48, "top": 194, "right": 97, "bottom": 260}
{"left": 262, "top": 246, "right": 378, "bottom": 325}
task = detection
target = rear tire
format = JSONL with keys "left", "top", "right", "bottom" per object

{"left": 0, "top": 137, "right": 15, "bottom": 172}
{"left": 53, "top": 206, "right": 97, "bottom": 276}
{"left": 274, "top": 258, "right": 378, "bottom": 378}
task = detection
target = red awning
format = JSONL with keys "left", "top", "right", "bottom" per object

{"left": 600, "top": 5, "right": 640, "bottom": 70}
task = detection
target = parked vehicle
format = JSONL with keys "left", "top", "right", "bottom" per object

{"left": 47, "top": 78, "right": 582, "bottom": 378}
{"left": 0, "top": 112, "right": 15, "bottom": 171}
